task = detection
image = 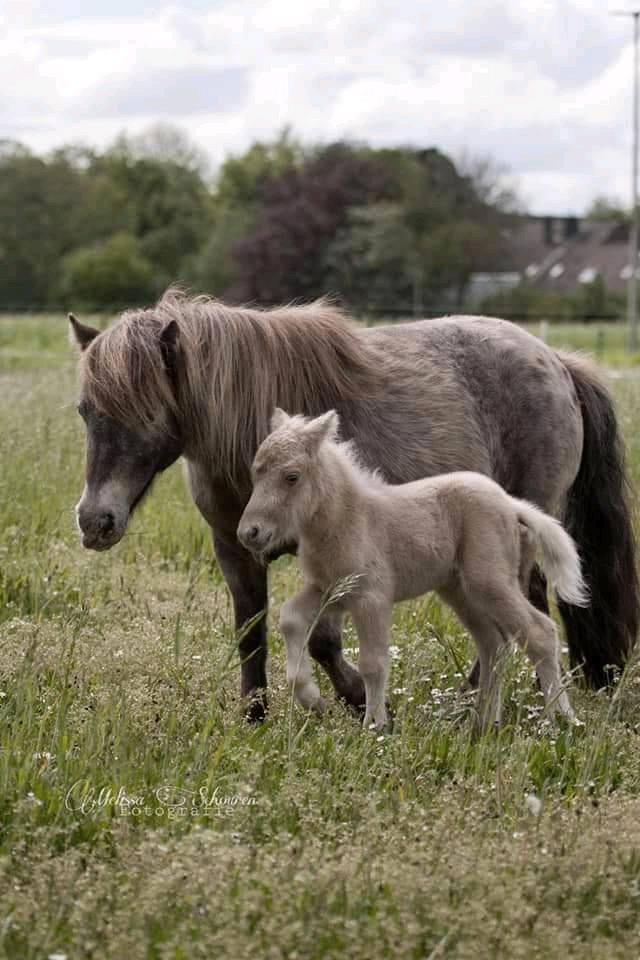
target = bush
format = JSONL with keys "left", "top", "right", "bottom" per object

{"left": 59, "top": 232, "right": 156, "bottom": 311}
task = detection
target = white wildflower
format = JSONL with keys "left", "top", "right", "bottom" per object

{"left": 524, "top": 793, "right": 542, "bottom": 816}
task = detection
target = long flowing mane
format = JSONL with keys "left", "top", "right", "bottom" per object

{"left": 80, "top": 288, "right": 381, "bottom": 486}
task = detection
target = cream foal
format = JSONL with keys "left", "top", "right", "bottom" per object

{"left": 238, "top": 409, "right": 588, "bottom": 731}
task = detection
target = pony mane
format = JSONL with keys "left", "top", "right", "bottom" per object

{"left": 79, "top": 288, "right": 380, "bottom": 487}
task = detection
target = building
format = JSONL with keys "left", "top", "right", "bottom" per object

{"left": 467, "top": 215, "right": 633, "bottom": 306}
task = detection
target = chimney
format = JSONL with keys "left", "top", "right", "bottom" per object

{"left": 564, "top": 217, "right": 579, "bottom": 239}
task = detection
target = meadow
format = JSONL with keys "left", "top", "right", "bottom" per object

{"left": 1, "top": 314, "right": 640, "bottom": 959}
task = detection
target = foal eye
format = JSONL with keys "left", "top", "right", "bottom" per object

{"left": 284, "top": 472, "right": 300, "bottom": 485}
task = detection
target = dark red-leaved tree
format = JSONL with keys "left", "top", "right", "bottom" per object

{"left": 230, "top": 143, "right": 398, "bottom": 303}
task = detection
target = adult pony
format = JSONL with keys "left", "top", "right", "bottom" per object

{"left": 70, "top": 289, "right": 638, "bottom": 719}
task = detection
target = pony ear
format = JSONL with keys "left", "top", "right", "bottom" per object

{"left": 160, "top": 319, "right": 179, "bottom": 350}
{"left": 68, "top": 313, "right": 99, "bottom": 352}
{"left": 303, "top": 409, "right": 339, "bottom": 449}
{"left": 160, "top": 320, "right": 180, "bottom": 386}
{"left": 270, "top": 407, "right": 290, "bottom": 431}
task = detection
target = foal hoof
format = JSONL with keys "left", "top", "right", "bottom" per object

{"left": 348, "top": 698, "right": 394, "bottom": 723}
{"left": 307, "top": 696, "right": 327, "bottom": 716}
{"left": 363, "top": 717, "right": 394, "bottom": 735}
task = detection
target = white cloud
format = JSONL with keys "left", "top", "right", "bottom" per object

{"left": 0, "top": 0, "right": 635, "bottom": 213}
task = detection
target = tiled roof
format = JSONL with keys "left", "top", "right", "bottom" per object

{"left": 503, "top": 216, "right": 632, "bottom": 294}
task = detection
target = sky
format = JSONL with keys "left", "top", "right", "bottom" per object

{"left": 1, "top": 0, "right": 637, "bottom": 214}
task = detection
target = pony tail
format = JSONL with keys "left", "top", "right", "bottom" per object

{"left": 558, "top": 353, "right": 639, "bottom": 687}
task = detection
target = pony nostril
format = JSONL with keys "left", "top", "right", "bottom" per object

{"left": 98, "top": 512, "right": 115, "bottom": 535}
{"left": 239, "top": 525, "right": 260, "bottom": 546}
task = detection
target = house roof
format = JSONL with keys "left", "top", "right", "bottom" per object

{"left": 503, "top": 216, "right": 632, "bottom": 295}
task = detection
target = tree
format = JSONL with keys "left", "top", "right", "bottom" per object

{"left": 585, "top": 195, "right": 629, "bottom": 223}
{"left": 325, "top": 148, "right": 514, "bottom": 312}
{"left": 214, "top": 127, "right": 304, "bottom": 211}
{"left": 60, "top": 233, "right": 156, "bottom": 310}
{"left": 188, "top": 205, "right": 254, "bottom": 296}
{"left": 93, "top": 129, "right": 214, "bottom": 286}
{"left": 325, "top": 203, "right": 415, "bottom": 312}
{"left": 232, "top": 143, "right": 397, "bottom": 302}
{"left": 0, "top": 145, "right": 93, "bottom": 308}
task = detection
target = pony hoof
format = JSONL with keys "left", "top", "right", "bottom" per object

{"left": 461, "top": 659, "right": 481, "bottom": 692}
{"left": 244, "top": 695, "right": 268, "bottom": 723}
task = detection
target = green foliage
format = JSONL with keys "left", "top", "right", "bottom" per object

{"left": 189, "top": 205, "right": 254, "bottom": 296}
{"left": 480, "top": 276, "right": 625, "bottom": 324}
{"left": 585, "top": 195, "right": 629, "bottom": 223}
{"left": 0, "top": 127, "right": 213, "bottom": 310}
{"left": 60, "top": 233, "right": 156, "bottom": 310}
{"left": 325, "top": 149, "right": 513, "bottom": 313}
{"left": 0, "top": 127, "right": 518, "bottom": 312}
{"left": 214, "top": 126, "right": 304, "bottom": 210}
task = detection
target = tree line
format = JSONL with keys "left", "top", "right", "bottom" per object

{"left": 0, "top": 125, "right": 521, "bottom": 314}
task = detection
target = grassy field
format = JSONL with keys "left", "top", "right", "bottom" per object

{"left": 2, "top": 314, "right": 640, "bottom": 959}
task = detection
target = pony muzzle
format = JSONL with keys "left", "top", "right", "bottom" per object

{"left": 76, "top": 498, "right": 128, "bottom": 551}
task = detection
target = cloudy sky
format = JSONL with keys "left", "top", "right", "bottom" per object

{"left": 1, "top": 0, "right": 637, "bottom": 214}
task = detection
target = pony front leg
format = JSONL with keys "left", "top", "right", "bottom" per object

{"left": 350, "top": 599, "right": 392, "bottom": 731}
{"left": 280, "top": 588, "right": 326, "bottom": 715}
{"left": 213, "top": 531, "right": 269, "bottom": 722}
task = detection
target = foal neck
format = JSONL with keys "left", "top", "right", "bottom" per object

{"left": 307, "top": 442, "right": 373, "bottom": 532}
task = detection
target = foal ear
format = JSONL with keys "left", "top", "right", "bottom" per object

{"left": 68, "top": 313, "right": 99, "bottom": 352}
{"left": 270, "top": 407, "right": 290, "bottom": 431}
{"left": 303, "top": 409, "right": 339, "bottom": 448}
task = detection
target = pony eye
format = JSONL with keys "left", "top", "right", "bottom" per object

{"left": 285, "top": 472, "right": 300, "bottom": 485}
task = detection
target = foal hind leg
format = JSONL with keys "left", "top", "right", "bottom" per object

{"left": 478, "top": 588, "right": 575, "bottom": 722}
{"left": 439, "top": 584, "right": 507, "bottom": 732}
{"left": 517, "top": 605, "right": 575, "bottom": 721}
{"left": 280, "top": 586, "right": 326, "bottom": 714}
{"left": 462, "top": 525, "right": 544, "bottom": 693}
{"left": 350, "top": 598, "right": 393, "bottom": 731}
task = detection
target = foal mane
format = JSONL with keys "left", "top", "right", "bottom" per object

{"left": 80, "top": 288, "right": 380, "bottom": 487}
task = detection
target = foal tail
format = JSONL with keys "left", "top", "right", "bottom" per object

{"left": 515, "top": 500, "right": 589, "bottom": 609}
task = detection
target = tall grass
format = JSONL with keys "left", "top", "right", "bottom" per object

{"left": 1, "top": 315, "right": 640, "bottom": 958}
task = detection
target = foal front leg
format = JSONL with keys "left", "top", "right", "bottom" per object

{"left": 308, "top": 612, "right": 366, "bottom": 711}
{"left": 280, "top": 587, "right": 326, "bottom": 714}
{"left": 350, "top": 599, "right": 393, "bottom": 731}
